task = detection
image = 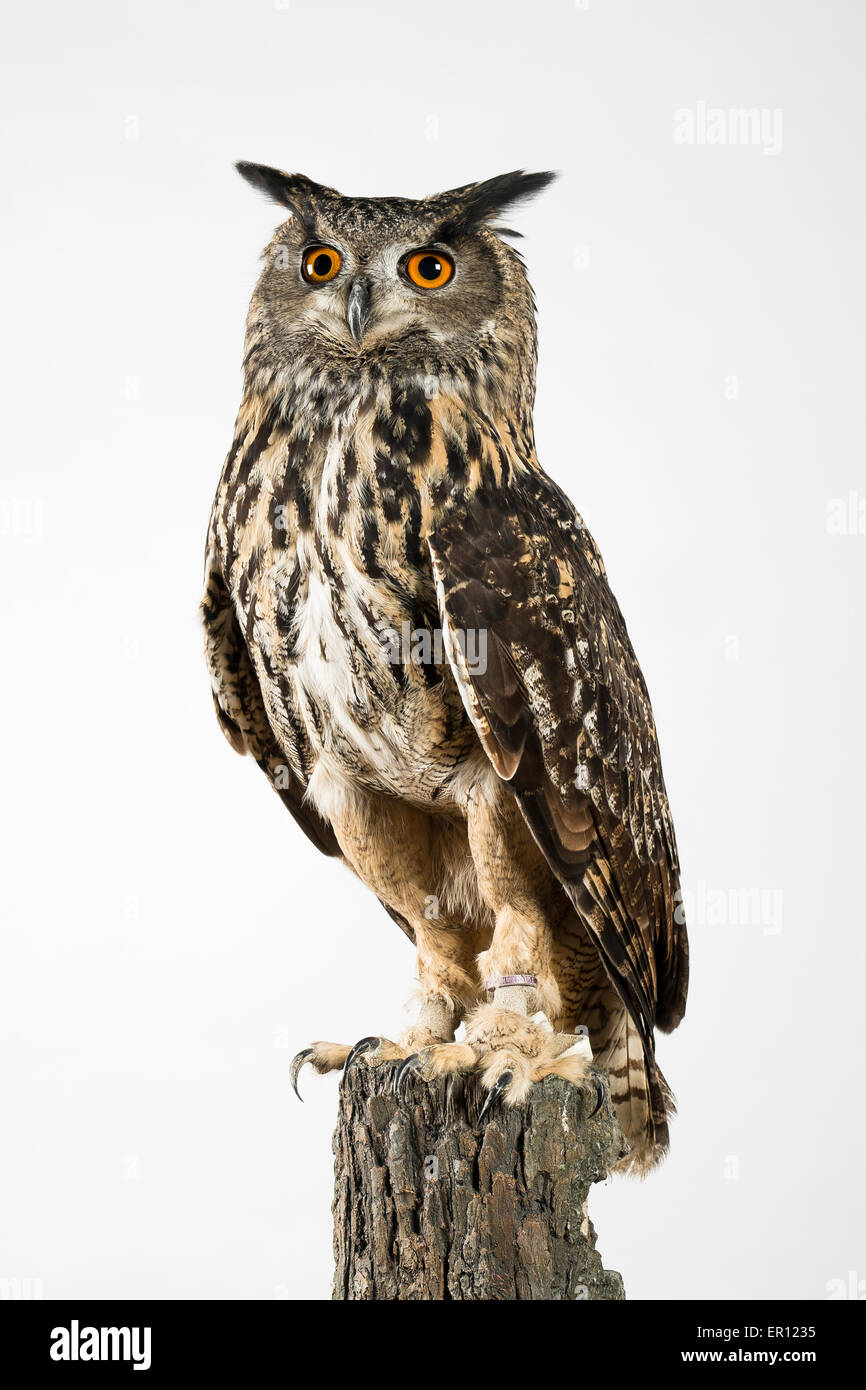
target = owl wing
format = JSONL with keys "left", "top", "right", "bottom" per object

{"left": 201, "top": 543, "right": 417, "bottom": 944}
{"left": 201, "top": 543, "right": 341, "bottom": 858}
{"left": 429, "top": 467, "right": 688, "bottom": 1044}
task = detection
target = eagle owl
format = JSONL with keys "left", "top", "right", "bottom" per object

{"left": 201, "top": 163, "right": 689, "bottom": 1173}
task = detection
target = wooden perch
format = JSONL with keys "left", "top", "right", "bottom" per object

{"left": 332, "top": 1063, "right": 628, "bottom": 1301}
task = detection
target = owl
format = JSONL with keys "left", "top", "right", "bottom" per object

{"left": 201, "top": 163, "right": 689, "bottom": 1173}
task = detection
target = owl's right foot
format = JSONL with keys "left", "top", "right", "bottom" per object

{"left": 290, "top": 1010, "right": 459, "bottom": 1100}
{"left": 290, "top": 1037, "right": 409, "bottom": 1100}
{"left": 290, "top": 996, "right": 460, "bottom": 1099}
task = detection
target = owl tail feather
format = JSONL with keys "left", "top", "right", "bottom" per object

{"left": 596, "top": 1009, "right": 675, "bottom": 1176}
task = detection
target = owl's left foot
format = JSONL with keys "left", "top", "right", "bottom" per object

{"left": 393, "top": 1004, "right": 596, "bottom": 1115}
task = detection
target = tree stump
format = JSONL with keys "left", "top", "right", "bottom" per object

{"left": 332, "top": 1062, "right": 628, "bottom": 1300}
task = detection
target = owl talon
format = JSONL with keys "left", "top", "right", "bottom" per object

{"left": 587, "top": 1076, "right": 606, "bottom": 1117}
{"left": 290, "top": 1048, "right": 313, "bottom": 1101}
{"left": 478, "top": 1070, "right": 513, "bottom": 1122}
{"left": 342, "top": 1036, "right": 380, "bottom": 1081}
{"left": 393, "top": 1053, "right": 421, "bottom": 1099}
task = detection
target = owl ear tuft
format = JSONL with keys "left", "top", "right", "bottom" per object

{"left": 235, "top": 162, "right": 339, "bottom": 228}
{"left": 432, "top": 170, "right": 557, "bottom": 235}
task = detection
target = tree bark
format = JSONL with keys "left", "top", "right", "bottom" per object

{"left": 332, "top": 1063, "right": 628, "bottom": 1301}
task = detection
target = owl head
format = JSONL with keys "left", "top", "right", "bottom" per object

{"left": 236, "top": 162, "right": 555, "bottom": 394}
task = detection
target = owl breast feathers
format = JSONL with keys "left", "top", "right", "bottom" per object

{"left": 201, "top": 164, "right": 688, "bottom": 1173}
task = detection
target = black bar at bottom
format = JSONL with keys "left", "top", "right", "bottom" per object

{"left": 0, "top": 1298, "right": 856, "bottom": 1375}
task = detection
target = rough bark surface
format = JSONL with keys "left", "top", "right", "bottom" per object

{"left": 332, "top": 1063, "right": 628, "bottom": 1301}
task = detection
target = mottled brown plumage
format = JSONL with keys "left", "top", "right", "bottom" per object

{"left": 201, "top": 163, "right": 688, "bottom": 1171}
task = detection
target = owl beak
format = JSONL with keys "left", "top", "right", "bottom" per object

{"left": 347, "top": 278, "right": 371, "bottom": 344}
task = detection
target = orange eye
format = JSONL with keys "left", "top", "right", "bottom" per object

{"left": 404, "top": 249, "right": 454, "bottom": 289}
{"left": 302, "top": 246, "right": 342, "bottom": 283}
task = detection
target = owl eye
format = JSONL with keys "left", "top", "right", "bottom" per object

{"left": 404, "top": 249, "right": 454, "bottom": 289}
{"left": 302, "top": 246, "right": 342, "bottom": 284}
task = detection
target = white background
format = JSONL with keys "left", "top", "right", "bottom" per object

{"left": 1, "top": 0, "right": 863, "bottom": 1301}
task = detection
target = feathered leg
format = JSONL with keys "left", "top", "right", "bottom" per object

{"left": 290, "top": 785, "right": 484, "bottom": 1098}
{"left": 398, "top": 780, "right": 595, "bottom": 1106}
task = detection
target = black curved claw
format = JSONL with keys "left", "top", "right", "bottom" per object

{"left": 393, "top": 1053, "right": 420, "bottom": 1099}
{"left": 290, "top": 1048, "right": 313, "bottom": 1102}
{"left": 587, "top": 1076, "right": 606, "bottom": 1117}
{"left": 342, "top": 1036, "right": 379, "bottom": 1083}
{"left": 478, "top": 1070, "right": 513, "bottom": 1123}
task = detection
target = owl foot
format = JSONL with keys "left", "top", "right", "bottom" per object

{"left": 290, "top": 1036, "right": 407, "bottom": 1100}
{"left": 393, "top": 1004, "right": 597, "bottom": 1115}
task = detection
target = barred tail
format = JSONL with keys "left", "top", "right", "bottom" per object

{"left": 596, "top": 1007, "right": 675, "bottom": 1175}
